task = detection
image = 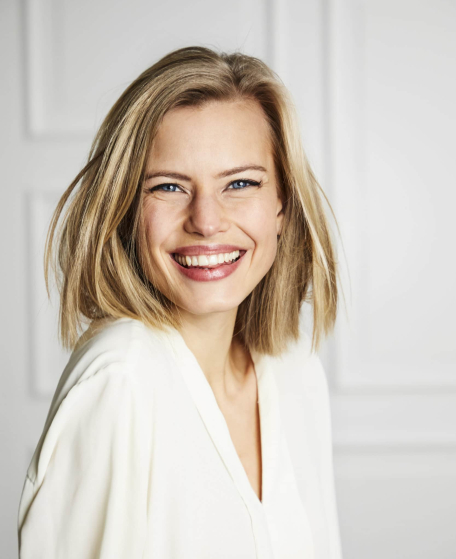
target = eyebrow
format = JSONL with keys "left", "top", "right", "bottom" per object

{"left": 144, "top": 164, "right": 267, "bottom": 182}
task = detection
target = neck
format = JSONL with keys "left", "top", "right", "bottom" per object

{"left": 177, "top": 309, "right": 251, "bottom": 397}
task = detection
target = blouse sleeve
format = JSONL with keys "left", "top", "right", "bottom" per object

{"left": 312, "top": 354, "right": 344, "bottom": 559}
{"left": 18, "top": 368, "right": 149, "bottom": 559}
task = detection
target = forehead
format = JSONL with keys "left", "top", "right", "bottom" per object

{"left": 147, "top": 99, "right": 273, "bottom": 171}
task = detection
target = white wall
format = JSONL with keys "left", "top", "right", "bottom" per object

{"left": 1, "top": 0, "right": 455, "bottom": 557}
{"left": 327, "top": 0, "right": 456, "bottom": 557}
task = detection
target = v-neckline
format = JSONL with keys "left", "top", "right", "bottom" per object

{"left": 158, "top": 325, "right": 281, "bottom": 511}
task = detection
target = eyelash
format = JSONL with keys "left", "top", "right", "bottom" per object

{"left": 148, "top": 178, "right": 262, "bottom": 193}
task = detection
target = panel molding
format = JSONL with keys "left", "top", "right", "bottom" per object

{"left": 326, "top": 0, "right": 456, "bottom": 391}
{"left": 23, "top": 0, "right": 95, "bottom": 138}
{"left": 26, "top": 189, "right": 71, "bottom": 397}
{"left": 23, "top": 0, "right": 275, "bottom": 139}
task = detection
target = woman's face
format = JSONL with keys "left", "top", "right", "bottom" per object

{"left": 141, "top": 98, "right": 284, "bottom": 316}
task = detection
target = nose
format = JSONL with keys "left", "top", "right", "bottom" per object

{"left": 184, "top": 190, "right": 230, "bottom": 237}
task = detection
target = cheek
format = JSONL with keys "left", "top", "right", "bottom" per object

{"left": 239, "top": 200, "right": 278, "bottom": 246}
{"left": 142, "top": 202, "right": 175, "bottom": 246}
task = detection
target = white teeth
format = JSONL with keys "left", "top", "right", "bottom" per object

{"left": 175, "top": 250, "right": 241, "bottom": 268}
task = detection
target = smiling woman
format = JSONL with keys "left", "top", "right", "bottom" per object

{"left": 17, "top": 46, "right": 344, "bottom": 559}
{"left": 140, "top": 98, "right": 284, "bottom": 304}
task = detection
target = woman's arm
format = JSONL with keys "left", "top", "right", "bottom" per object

{"left": 312, "top": 353, "right": 344, "bottom": 559}
{"left": 18, "top": 368, "right": 149, "bottom": 559}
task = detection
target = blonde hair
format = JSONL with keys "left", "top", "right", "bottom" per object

{"left": 45, "top": 45, "right": 341, "bottom": 356}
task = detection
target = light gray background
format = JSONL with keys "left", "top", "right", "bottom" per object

{"left": 1, "top": 0, "right": 455, "bottom": 557}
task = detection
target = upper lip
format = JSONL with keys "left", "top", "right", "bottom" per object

{"left": 172, "top": 244, "right": 247, "bottom": 256}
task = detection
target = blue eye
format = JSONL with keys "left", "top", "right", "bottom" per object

{"left": 148, "top": 178, "right": 261, "bottom": 194}
{"left": 149, "top": 184, "right": 183, "bottom": 193}
{"left": 227, "top": 179, "right": 261, "bottom": 190}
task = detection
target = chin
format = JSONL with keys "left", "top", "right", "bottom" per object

{"left": 178, "top": 297, "right": 243, "bottom": 315}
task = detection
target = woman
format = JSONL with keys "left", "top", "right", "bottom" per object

{"left": 17, "top": 46, "right": 343, "bottom": 558}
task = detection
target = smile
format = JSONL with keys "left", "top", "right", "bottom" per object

{"left": 170, "top": 250, "right": 247, "bottom": 282}
{"left": 172, "top": 250, "right": 244, "bottom": 268}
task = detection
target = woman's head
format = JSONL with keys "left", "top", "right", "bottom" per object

{"left": 46, "top": 45, "right": 339, "bottom": 355}
{"left": 141, "top": 97, "right": 283, "bottom": 325}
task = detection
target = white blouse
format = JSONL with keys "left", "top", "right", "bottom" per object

{"left": 17, "top": 317, "right": 343, "bottom": 559}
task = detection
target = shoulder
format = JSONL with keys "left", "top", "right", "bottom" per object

{"left": 26, "top": 319, "right": 168, "bottom": 475}
{"left": 50, "top": 316, "right": 172, "bottom": 412}
{"left": 273, "top": 324, "right": 329, "bottom": 396}
{"left": 54, "top": 317, "right": 170, "bottom": 396}
{"left": 272, "top": 325, "right": 336, "bottom": 474}
{"left": 25, "top": 318, "right": 164, "bottom": 487}
{"left": 72, "top": 317, "right": 163, "bottom": 374}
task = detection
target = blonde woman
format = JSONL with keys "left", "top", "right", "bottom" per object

{"left": 17, "top": 46, "right": 343, "bottom": 559}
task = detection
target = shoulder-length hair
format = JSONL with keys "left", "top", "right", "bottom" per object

{"left": 45, "top": 45, "right": 341, "bottom": 356}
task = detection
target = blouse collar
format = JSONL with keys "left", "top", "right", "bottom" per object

{"left": 157, "top": 325, "right": 281, "bottom": 514}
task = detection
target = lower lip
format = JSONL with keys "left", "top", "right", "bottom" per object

{"left": 170, "top": 251, "right": 247, "bottom": 282}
